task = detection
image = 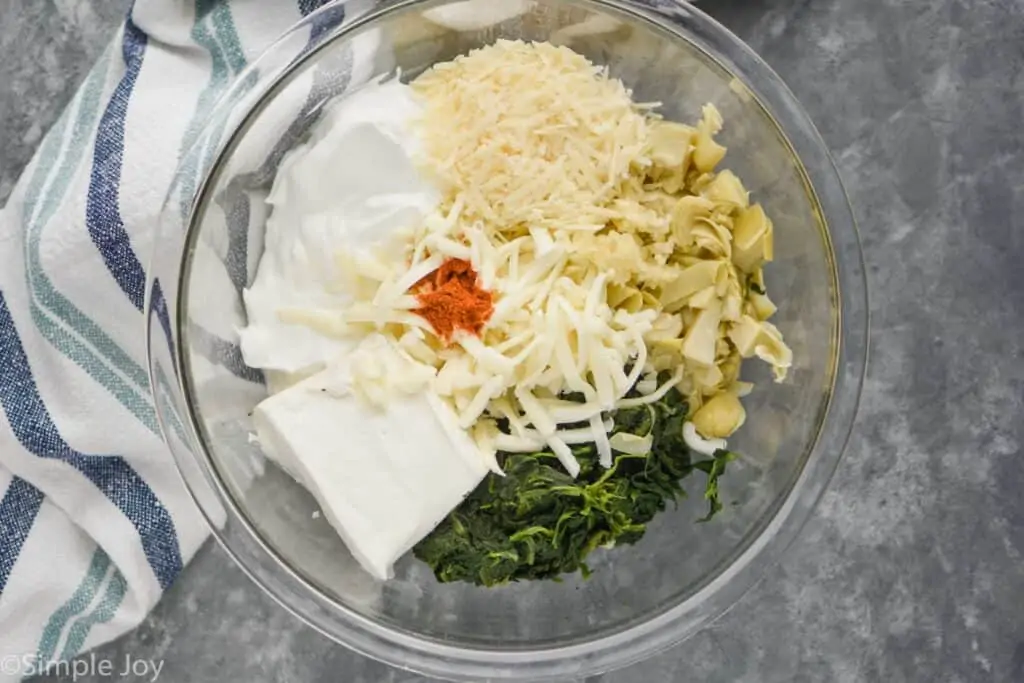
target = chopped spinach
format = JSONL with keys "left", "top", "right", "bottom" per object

{"left": 414, "top": 384, "right": 737, "bottom": 586}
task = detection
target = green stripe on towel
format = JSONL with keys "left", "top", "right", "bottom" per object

{"left": 59, "top": 567, "right": 128, "bottom": 661}
{"left": 36, "top": 548, "right": 111, "bottom": 665}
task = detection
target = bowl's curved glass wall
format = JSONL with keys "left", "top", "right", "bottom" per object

{"left": 147, "top": 0, "right": 863, "bottom": 678}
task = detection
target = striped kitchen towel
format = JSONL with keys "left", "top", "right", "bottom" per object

{"left": 0, "top": 0, "right": 383, "bottom": 676}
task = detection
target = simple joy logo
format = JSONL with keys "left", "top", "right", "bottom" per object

{"left": 0, "top": 653, "right": 165, "bottom": 681}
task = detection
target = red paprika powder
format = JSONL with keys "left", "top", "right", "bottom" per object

{"left": 413, "top": 258, "right": 493, "bottom": 342}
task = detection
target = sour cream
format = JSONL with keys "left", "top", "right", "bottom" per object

{"left": 239, "top": 78, "right": 438, "bottom": 375}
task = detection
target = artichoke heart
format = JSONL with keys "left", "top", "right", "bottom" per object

{"left": 692, "top": 392, "right": 747, "bottom": 439}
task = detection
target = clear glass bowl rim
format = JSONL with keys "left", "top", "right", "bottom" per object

{"left": 148, "top": 0, "right": 869, "bottom": 680}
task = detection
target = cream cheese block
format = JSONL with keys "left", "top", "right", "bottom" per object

{"left": 252, "top": 367, "right": 488, "bottom": 580}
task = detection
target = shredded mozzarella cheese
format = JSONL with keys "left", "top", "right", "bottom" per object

{"left": 282, "top": 41, "right": 793, "bottom": 477}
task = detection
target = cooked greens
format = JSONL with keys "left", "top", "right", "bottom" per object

{"left": 414, "top": 385, "right": 736, "bottom": 586}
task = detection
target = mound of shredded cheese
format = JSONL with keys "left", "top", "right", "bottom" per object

{"left": 294, "top": 40, "right": 793, "bottom": 478}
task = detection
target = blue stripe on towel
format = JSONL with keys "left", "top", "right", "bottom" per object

{"left": 298, "top": 0, "right": 325, "bottom": 16}
{"left": 149, "top": 278, "right": 176, "bottom": 373}
{"left": 295, "top": 0, "right": 347, "bottom": 55}
{"left": 0, "top": 477, "right": 45, "bottom": 596}
{"left": 0, "top": 293, "right": 183, "bottom": 590}
{"left": 86, "top": 16, "right": 149, "bottom": 311}
{"left": 188, "top": 324, "right": 264, "bottom": 385}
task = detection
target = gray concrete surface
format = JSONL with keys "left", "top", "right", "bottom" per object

{"left": 3, "top": 0, "right": 1023, "bottom": 681}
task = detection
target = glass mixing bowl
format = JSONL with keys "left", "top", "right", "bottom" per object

{"left": 145, "top": 0, "right": 868, "bottom": 679}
